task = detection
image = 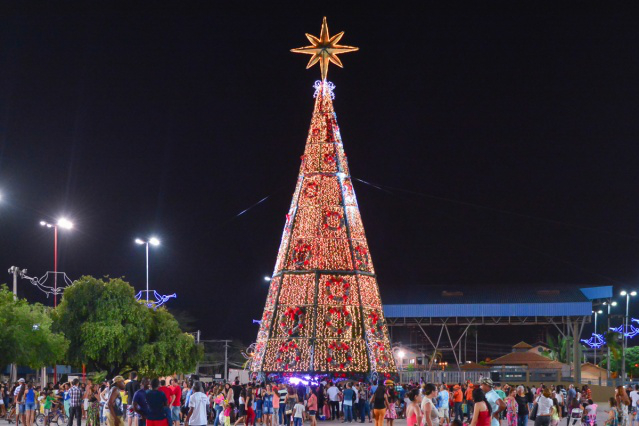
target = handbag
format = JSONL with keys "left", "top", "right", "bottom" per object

{"left": 529, "top": 403, "right": 538, "bottom": 421}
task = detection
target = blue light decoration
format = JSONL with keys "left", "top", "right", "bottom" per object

{"left": 580, "top": 333, "right": 606, "bottom": 349}
{"left": 135, "top": 290, "right": 177, "bottom": 309}
{"left": 610, "top": 318, "right": 639, "bottom": 339}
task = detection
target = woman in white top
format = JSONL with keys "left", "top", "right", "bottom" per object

{"left": 420, "top": 384, "right": 439, "bottom": 426}
{"left": 533, "top": 388, "right": 553, "bottom": 426}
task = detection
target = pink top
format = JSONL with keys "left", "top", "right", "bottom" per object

{"left": 307, "top": 394, "right": 318, "bottom": 411}
{"left": 407, "top": 412, "right": 418, "bottom": 426}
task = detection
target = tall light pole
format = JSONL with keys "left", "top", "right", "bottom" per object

{"left": 40, "top": 218, "right": 73, "bottom": 307}
{"left": 620, "top": 290, "right": 637, "bottom": 383}
{"left": 592, "top": 309, "right": 602, "bottom": 364}
{"left": 604, "top": 300, "right": 618, "bottom": 381}
{"left": 135, "top": 237, "right": 160, "bottom": 304}
{"left": 40, "top": 218, "right": 72, "bottom": 385}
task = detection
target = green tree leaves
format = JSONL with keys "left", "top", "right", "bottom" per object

{"left": 0, "top": 285, "right": 68, "bottom": 370}
{"left": 53, "top": 276, "right": 202, "bottom": 379}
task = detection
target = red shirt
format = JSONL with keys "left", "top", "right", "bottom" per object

{"left": 170, "top": 385, "right": 182, "bottom": 407}
{"left": 159, "top": 386, "right": 172, "bottom": 405}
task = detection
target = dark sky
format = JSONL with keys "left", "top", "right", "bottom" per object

{"left": 1, "top": 3, "right": 639, "bottom": 343}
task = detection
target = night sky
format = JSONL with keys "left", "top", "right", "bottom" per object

{"left": 1, "top": 4, "right": 639, "bottom": 344}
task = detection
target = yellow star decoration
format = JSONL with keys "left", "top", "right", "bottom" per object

{"left": 291, "top": 17, "right": 359, "bottom": 81}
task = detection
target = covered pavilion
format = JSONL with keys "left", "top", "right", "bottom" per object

{"left": 382, "top": 284, "right": 612, "bottom": 383}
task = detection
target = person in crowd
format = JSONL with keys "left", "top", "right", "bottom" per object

{"left": 436, "top": 384, "right": 449, "bottom": 426}
{"left": 343, "top": 383, "right": 355, "bottom": 423}
{"left": 255, "top": 388, "right": 264, "bottom": 426}
{"left": 235, "top": 389, "right": 248, "bottom": 426}
{"left": 82, "top": 379, "right": 93, "bottom": 420}
{"left": 584, "top": 399, "right": 597, "bottom": 426}
{"left": 607, "top": 398, "right": 619, "bottom": 426}
{"left": 86, "top": 381, "right": 100, "bottom": 426}
{"left": 246, "top": 388, "right": 256, "bottom": 426}
{"left": 107, "top": 376, "right": 126, "bottom": 426}
{"left": 292, "top": 398, "right": 305, "bottom": 426}
{"left": 550, "top": 398, "right": 560, "bottom": 426}
{"left": 370, "top": 383, "right": 389, "bottom": 426}
{"left": 307, "top": 387, "right": 318, "bottom": 426}
{"left": 452, "top": 385, "right": 463, "bottom": 424}
{"left": 232, "top": 380, "right": 243, "bottom": 411}
{"left": 67, "top": 379, "right": 83, "bottom": 426}
{"left": 327, "top": 382, "right": 340, "bottom": 421}
{"left": 132, "top": 378, "right": 151, "bottom": 426}
{"left": 186, "top": 381, "right": 209, "bottom": 426}
{"left": 629, "top": 385, "right": 639, "bottom": 426}
{"left": 384, "top": 381, "right": 397, "bottom": 426}
{"left": 126, "top": 373, "right": 141, "bottom": 426}
{"left": 469, "top": 387, "right": 491, "bottom": 426}
{"left": 219, "top": 386, "right": 233, "bottom": 426}
{"left": 359, "top": 382, "right": 371, "bottom": 423}
{"left": 465, "top": 383, "right": 475, "bottom": 424}
{"left": 404, "top": 389, "right": 421, "bottom": 426}
{"left": 316, "top": 384, "right": 325, "bottom": 422}
{"left": 505, "top": 387, "right": 518, "bottom": 426}
{"left": 421, "top": 384, "right": 439, "bottom": 426}
{"left": 532, "top": 387, "right": 553, "bottom": 426}
{"left": 480, "top": 379, "right": 505, "bottom": 426}
{"left": 170, "top": 379, "right": 182, "bottom": 426}
{"left": 284, "top": 387, "right": 296, "bottom": 426}
{"left": 618, "top": 386, "right": 631, "bottom": 426}
{"left": 23, "top": 381, "right": 36, "bottom": 426}
{"left": 271, "top": 385, "right": 281, "bottom": 426}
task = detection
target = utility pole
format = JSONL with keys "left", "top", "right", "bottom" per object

{"left": 224, "top": 341, "right": 229, "bottom": 381}
{"left": 8, "top": 266, "right": 27, "bottom": 383}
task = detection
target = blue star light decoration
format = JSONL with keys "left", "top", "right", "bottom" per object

{"left": 581, "top": 333, "right": 606, "bottom": 349}
{"left": 135, "top": 290, "right": 177, "bottom": 309}
{"left": 610, "top": 318, "right": 639, "bottom": 339}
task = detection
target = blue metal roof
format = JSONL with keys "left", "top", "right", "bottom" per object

{"left": 579, "top": 286, "right": 613, "bottom": 300}
{"left": 381, "top": 285, "right": 607, "bottom": 318}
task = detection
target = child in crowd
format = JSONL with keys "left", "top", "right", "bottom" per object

{"left": 292, "top": 400, "right": 305, "bottom": 426}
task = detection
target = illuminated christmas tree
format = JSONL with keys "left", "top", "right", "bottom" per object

{"left": 251, "top": 17, "right": 397, "bottom": 379}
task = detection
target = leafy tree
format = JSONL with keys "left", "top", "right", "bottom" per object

{"left": 53, "top": 276, "right": 202, "bottom": 379}
{"left": 546, "top": 334, "right": 573, "bottom": 363}
{"left": 0, "top": 285, "right": 68, "bottom": 370}
{"left": 601, "top": 344, "right": 639, "bottom": 376}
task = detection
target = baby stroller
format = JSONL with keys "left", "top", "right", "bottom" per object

{"left": 569, "top": 408, "right": 584, "bottom": 426}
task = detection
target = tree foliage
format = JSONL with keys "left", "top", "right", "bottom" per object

{"left": 601, "top": 345, "right": 639, "bottom": 376}
{"left": 0, "top": 285, "right": 68, "bottom": 370}
{"left": 53, "top": 276, "right": 203, "bottom": 379}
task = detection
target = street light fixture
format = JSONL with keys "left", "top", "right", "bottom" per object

{"left": 135, "top": 237, "right": 160, "bottom": 304}
{"left": 264, "top": 276, "right": 271, "bottom": 282}
{"left": 621, "top": 290, "right": 637, "bottom": 382}
{"left": 40, "top": 218, "right": 74, "bottom": 307}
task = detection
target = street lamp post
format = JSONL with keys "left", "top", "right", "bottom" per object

{"left": 40, "top": 218, "right": 73, "bottom": 384}
{"left": 135, "top": 237, "right": 160, "bottom": 304}
{"left": 592, "top": 309, "right": 602, "bottom": 364}
{"left": 604, "top": 300, "right": 618, "bottom": 382}
{"left": 40, "top": 219, "right": 73, "bottom": 307}
{"left": 621, "top": 290, "right": 637, "bottom": 383}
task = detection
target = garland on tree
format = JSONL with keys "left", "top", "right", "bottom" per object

{"left": 327, "top": 341, "right": 353, "bottom": 369}
{"left": 280, "top": 307, "right": 305, "bottom": 336}
{"left": 276, "top": 340, "right": 302, "bottom": 371}
{"left": 326, "top": 276, "right": 350, "bottom": 303}
{"left": 325, "top": 306, "right": 352, "bottom": 335}
{"left": 368, "top": 311, "right": 385, "bottom": 339}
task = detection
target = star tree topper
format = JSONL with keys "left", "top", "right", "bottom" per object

{"left": 291, "top": 17, "right": 359, "bottom": 81}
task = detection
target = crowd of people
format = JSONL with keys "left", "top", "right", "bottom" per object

{"left": 1, "top": 375, "right": 639, "bottom": 426}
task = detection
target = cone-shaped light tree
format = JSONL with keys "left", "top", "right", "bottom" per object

{"left": 251, "top": 18, "right": 397, "bottom": 379}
